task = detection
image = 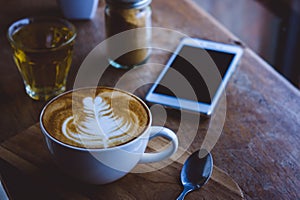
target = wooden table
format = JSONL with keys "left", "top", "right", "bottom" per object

{"left": 1, "top": 0, "right": 299, "bottom": 199}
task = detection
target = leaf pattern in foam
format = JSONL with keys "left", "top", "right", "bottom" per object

{"left": 75, "top": 96, "right": 109, "bottom": 141}
{"left": 62, "top": 95, "right": 139, "bottom": 148}
{"left": 77, "top": 96, "right": 134, "bottom": 140}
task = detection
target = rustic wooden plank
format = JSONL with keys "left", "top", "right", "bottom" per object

{"left": 1, "top": 123, "right": 244, "bottom": 199}
{"left": 0, "top": 147, "right": 89, "bottom": 200}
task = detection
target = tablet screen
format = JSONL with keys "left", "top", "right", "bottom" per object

{"left": 153, "top": 45, "right": 235, "bottom": 104}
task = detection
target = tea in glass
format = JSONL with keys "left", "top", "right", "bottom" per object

{"left": 7, "top": 17, "right": 76, "bottom": 101}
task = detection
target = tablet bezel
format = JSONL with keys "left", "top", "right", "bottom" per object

{"left": 146, "top": 37, "right": 243, "bottom": 115}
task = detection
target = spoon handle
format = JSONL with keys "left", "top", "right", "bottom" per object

{"left": 176, "top": 186, "right": 193, "bottom": 200}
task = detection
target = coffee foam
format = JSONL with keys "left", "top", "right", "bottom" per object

{"left": 42, "top": 88, "right": 149, "bottom": 149}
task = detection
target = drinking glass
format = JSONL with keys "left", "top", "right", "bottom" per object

{"left": 7, "top": 17, "right": 76, "bottom": 101}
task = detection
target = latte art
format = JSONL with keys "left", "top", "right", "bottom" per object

{"left": 62, "top": 96, "right": 141, "bottom": 148}
{"left": 41, "top": 87, "right": 149, "bottom": 149}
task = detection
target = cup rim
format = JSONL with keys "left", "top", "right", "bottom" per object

{"left": 7, "top": 16, "right": 77, "bottom": 52}
{"left": 39, "top": 86, "right": 152, "bottom": 152}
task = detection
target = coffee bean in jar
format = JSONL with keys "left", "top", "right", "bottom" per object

{"left": 105, "top": 0, "right": 152, "bottom": 69}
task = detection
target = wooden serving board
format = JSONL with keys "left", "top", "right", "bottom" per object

{"left": 0, "top": 124, "right": 244, "bottom": 199}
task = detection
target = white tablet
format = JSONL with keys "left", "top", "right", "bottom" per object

{"left": 146, "top": 37, "right": 243, "bottom": 115}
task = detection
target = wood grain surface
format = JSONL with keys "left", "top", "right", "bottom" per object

{"left": 0, "top": 0, "right": 299, "bottom": 199}
{"left": 0, "top": 123, "right": 244, "bottom": 200}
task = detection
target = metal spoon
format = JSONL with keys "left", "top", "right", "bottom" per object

{"left": 177, "top": 149, "right": 213, "bottom": 200}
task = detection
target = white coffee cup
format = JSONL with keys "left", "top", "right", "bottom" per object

{"left": 40, "top": 87, "right": 178, "bottom": 184}
{"left": 57, "top": 0, "right": 99, "bottom": 20}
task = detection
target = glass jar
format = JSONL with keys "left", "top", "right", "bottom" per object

{"left": 105, "top": 0, "right": 152, "bottom": 69}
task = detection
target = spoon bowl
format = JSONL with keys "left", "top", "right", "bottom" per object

{"left": 177, "top": 149, "right": 213, "bottom": 200}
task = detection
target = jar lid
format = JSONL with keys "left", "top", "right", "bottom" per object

{"left": 105, "top": 0, "right": 151, "bottom": 9}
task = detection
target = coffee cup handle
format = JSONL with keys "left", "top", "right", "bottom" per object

{"left": 139, "top": 126, "right": 178, "bottom": 163}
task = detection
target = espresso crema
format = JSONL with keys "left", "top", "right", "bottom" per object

{"left": 41, "top": 87, "right": 150, "bottom": 149}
